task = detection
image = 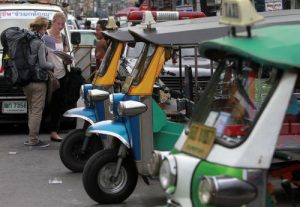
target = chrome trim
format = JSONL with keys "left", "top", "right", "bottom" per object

{"left": 0, "top": 96, "right": 26, "bottom": 100}
{"left": 167, "top": 199, "right": 182, "bottom": 207}
{"left": 245, "top": 170, "right": 267, "bottom": 207}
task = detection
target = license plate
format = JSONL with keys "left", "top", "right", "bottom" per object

{"left": 2, "top": 101, "right": 27, "bottom": 114}
{"left": 182, "top": 123, "right": 216, "bottom": 159}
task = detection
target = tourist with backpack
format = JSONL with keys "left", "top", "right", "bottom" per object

{"left": 23, "top": 16, "right": 54, "bottom": 147}
{"left": 43, "top": 12, "right": 71, "bottom": 142}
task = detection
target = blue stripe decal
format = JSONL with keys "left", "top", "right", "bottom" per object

{"left": 114, "top": 93, "right": 125, "bottom": 119}
{"left": 125, "top": 95, "right": 141, "bottom": 160}
{"left": 95, "top": 101, "right": 105, "bottom": 121}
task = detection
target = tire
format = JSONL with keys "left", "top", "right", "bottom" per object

{"left": 59, "top": 129, "right": 103, "bottom": 172}
{"left": 60, "top": 117, "right": 77, "bottom": 130}
{"left": 82, "top": 148, "right": 138, "bottom": 204}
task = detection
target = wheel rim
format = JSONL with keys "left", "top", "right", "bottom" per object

{"left": 97, "top": 162, "right": 127, "bottom": 194}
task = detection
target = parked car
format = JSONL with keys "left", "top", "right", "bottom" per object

{"left": 70, "top": 29, "right": 97, "bottom": 81}
{"left": 86, "top": 17, "right": 99, "bottom": 29}
{"left": 0, "top": 1, "right": 76, "bottom": 129}
{"left": 70, "top": 29, "right": 96, "bottom": 45}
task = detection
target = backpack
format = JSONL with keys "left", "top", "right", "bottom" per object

{"left": 0, "top": 27, "right": 37, "bottom": 87}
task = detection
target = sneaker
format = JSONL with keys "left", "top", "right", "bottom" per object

{"left": 24, "top": 140, "right": 50, "bottom": 148}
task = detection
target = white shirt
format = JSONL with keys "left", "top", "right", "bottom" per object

{"left": 47, "top": 41, "right": 66, "bottom": 79}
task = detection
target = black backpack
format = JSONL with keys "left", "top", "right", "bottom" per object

{"left": 0, "top": 27, "right": 37, "bottom": 87}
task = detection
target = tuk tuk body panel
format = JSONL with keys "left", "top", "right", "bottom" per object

{"left": 190, "top": 161, "right": 268, "bottom": 207}
{"left": 123, "top": 95, "right": 143, "bottom": 161}
{"left": 165, "top": 154, "right": 268, "bottom": 207}
{"left": 136, "top": 96, "right": 154, "bottom": 175}
{"left": 191, "top": 161, "right": 243, "bottom": 207}
{"left": 152, "top": 98, "right": 184, "bottom": 150}
{"left": 63, "top": 84, "right": 107, "bottom": 123}
{"left": 153, "top": 121, "right": 185, "bottom": 151}
{"left": 200, "top": 25, "right": 300, "bottom": 70}
{"left": 93, "top": 42, "right": 125, "bottom": 86}
{"left": 167, "top": 153, "right": 201, "bottom": 207}
{"left": 152, "top": 99, "right": 167, "bottom": 132}
{"left": 63, "top": 107, "right": 97, "bottom": 124}
{"left": 128, "top": 47, "right": 165, "bottom": 95}
{"left": 87, "top": 120, "right": 130, "bottom": 148}
{"left": 93, "top": 101, "right": 106, "bottom": 121}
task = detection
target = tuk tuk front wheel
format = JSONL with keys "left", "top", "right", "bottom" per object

{"left": 82, "top": 148, "right": 138, "bottom": 204}
{"left": 59, "top": 129, "right": 103, "bottom": 172}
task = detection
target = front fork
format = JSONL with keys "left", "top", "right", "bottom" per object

{"left": 81, "top": 135, "right": 91, "bottom": 154}
{"left": 81, "top": 120, "right": 92, "bottom": 154}
{"left": 113, "top": 144, "right": 128, "bottom": 180}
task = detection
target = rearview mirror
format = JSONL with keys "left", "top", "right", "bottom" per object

{"left": 71, "top": 32, "right": 81, "bottom": 45}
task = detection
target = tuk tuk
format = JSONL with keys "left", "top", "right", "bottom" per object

{"left": 154, "top": 0, "right": 300, "bottom": 206}
{"left": 81, "top": 12, "right": 240, "bottom": 204}
{"left": 59, "top": 20, "right": 140, "bottom": 172}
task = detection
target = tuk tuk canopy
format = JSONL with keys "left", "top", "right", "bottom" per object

{"left": 128, "top": 9, "right": 300, "bottom": 47}
{"left": 199, "top": 25, "right": 300, "bottom": 70}
{"left": 102, "top": 27, "right": 134, "bottom": 42}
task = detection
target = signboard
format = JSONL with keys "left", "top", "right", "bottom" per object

{"left": 265, "top": 0, "right": 282, "bottom": 11}
{"left": 182, "top": 123, "right": 216, "bottom": 158}
{"left": 0, "top": 10, "right": 56, "bottom": 19}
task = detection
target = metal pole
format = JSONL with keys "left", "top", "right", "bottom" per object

{"left": 210, "top": 60, "right": 214, "bottom": 76}
{"left": 179, "top": 46, "right": 183, "bottom": 94}
{"left": 194, "top": 46, "right": 199, "bottom": 101}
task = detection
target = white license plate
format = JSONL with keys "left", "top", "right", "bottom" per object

{"left": 2, "top": 101, "right": 27, "bottom": 114}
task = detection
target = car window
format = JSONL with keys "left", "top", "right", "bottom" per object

{"left": 73, "top": 32, "right": 96, "bottom": 46}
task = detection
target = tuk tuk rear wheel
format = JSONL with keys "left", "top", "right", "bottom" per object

{"left": 59, "top": 129, "right": 103, "bottom": 172}
{"left": 82, "top": 148, "right": 138, "bottom": 204}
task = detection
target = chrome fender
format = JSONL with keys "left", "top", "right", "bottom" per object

{"left": 63, "top": 107, "right": 97, "bottom": 125}
{"left": 87, "top": 120, "right": 130, "bottom": 148}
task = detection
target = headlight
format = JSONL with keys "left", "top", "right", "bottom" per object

{"left": 147, "top": 151, "right": 163, "bottom": 176}
{"left": 159, "top": 156, "right": 177, "bottom": 194}
{"left": 108, "top": 93, "right": 125, "bottom": 117}
{"left": 80, "top": 85, "right": 84, "bottom": 99}
{"left": 82, "top": 84, "right": 93, "bottom": 106}
{"left": 199, "top": 176, "right": 257, "bottom": 206}
{"left": 117, "top": 100, "right": 147, "bottom": 116}
{"left": 88, "top": 89, "right": 109, "bottom": 102}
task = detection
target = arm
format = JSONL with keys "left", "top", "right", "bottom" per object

{"left": 95, "top": 39, "right": 107, "bottom": 65}
{"left": 62, "top": 33, "right": 69, "bottom": 52}
{"left": 38, "top": 43, "right": 54, "bottom": 70}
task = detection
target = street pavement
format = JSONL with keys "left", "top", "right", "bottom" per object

{"left": 0, "top": 125, "right": 165, "bottom": 207}
{"left": 0, "top": 123, "right": 300, "bottom": 207}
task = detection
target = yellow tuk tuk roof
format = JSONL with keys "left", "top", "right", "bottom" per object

{"left": 199, "top": 25, "right": 300, "bottom": 70}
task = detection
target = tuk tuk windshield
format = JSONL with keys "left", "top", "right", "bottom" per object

{"left": 97, "top": 40, "right": 120, "bottom": 76}
{"left": 187, "top": 58, "right": 281, "bottom": 149}
{"left": 122, "top": 43, "right": 156, "bottom": 92}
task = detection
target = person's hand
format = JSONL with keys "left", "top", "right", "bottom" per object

{"left": 63, "top": 58, "right": 72, "bottom": 65}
